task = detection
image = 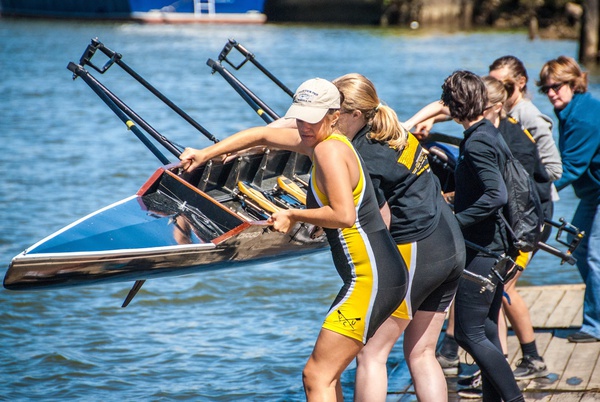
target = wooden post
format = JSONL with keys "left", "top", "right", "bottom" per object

{"left": 579, "top": 0, "right": 600, "bottom": 64}
{"left": 528, "top": 14, "right": 539, "bottom": 40}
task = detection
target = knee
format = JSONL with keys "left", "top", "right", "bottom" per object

{"left": 302, "top": 360, "right": 322, "bottom": 391}
{"left": 453, "top": 326, "right": 469, "bottom": 348}
{"left": 356, "top": 347, "right": 388, "bottom": 368}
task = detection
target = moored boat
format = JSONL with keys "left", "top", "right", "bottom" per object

{"left": 0, "top": 0, "right": 267, "bottom": 24}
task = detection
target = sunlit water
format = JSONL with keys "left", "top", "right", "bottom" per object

{"left": 1, "top": 19, "right": 598, "bottom": 401}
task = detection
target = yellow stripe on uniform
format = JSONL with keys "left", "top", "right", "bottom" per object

{"left": 315, "top": 134, "right": 376, "bottom": 343}
{"left": 323, "top": 226, "right": 376, "bottom": 342}
{"left": 392, "top": 242, "right": 416, "bottom": 320}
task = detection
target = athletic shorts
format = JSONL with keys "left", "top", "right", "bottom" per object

{"left": 392, "top": 202, "right": 466, "bottom": 319}
{"left": 323, "top": 228, "right": 408, "bottom": 344}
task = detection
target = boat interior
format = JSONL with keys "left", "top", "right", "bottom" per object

{"left": 139, "top": 147, "right": 313, "bottom": 244}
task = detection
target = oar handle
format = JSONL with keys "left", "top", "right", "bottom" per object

{"left": 69, "top": 62, "right": 184, "bottom": 158}
{"left": 219, "top": 39, "right": 294, "bottom": 97}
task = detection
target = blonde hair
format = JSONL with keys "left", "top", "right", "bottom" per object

{"left": 482, "top": 75, "right": 508, "bottom": 119}
{"left": 538, "top": 55, "right": 588, "bottom": 94}
{"left": 333, "top": 73, "right": 408, "bottom": 150}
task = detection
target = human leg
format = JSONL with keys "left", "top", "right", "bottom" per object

{"left": 411, "top": 204, "right": 466, "bottom": 377}
{"left": 404, "top": 311, "right": 449, "bottom": 402}
{"left": 354, "top": 316, "right": 410, "bottom": 402}
{"left": 436, "top": 304, "right": 462, "bottom": 375}
{"left": 502, "top": 267, "right": 548, "bottom": 378}
{"left": 423, "top": 201, "right": 466, "bottom": 375}
{"left": 454, "top": 255, "right": 523, "bottom": 402}
{"left": 570, "top": 200, "right": 600, "bottom": 341}
{"left": 503, "top": 256, "right": 535, "bottom": 344}
{"left": 303, "top": 328, "right": 362, "bottom": 401}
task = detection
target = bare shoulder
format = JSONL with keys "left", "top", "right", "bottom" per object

{"left": 314, "top": 136, "right": 353, "bottom": 160}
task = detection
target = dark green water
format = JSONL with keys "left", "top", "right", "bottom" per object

{"left": 1, "top": 18, "right": 596, "bottom": 401}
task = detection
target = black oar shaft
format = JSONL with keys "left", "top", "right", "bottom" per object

{"left": 68, "top": 62, "right": 174, "bottom": 164}
{"left": 82, "top": 67, "right": 182, "bottom": 158}
{"left": 93, "top": 41, "right": 219, "bottom": 144}
{"left": 464, "top": 240, "right": 503, "bottom": 260}
{"left": 207, "top": 58, "right": 279, "bottom": 123}
{"left": 536, "top": 241, "right": 577, "bottom": 265}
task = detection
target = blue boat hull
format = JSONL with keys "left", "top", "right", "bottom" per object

{"left": 0, "top": 0, "right": 266, "bottom": 23}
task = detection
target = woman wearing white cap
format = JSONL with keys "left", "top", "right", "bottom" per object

{"left": 180, "top": 78, "right": 408, "bottom": 401}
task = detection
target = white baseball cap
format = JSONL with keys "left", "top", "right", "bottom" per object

{"left": 284, "top": 78, "right": 341, "bottom": 124}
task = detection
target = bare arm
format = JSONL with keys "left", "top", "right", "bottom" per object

{"left": 403, "top": 100, "right": 450, "bottom": 140}
{"left": 268, "top": 139, "right": 357, "bottom": 232}
{"left": 267, "top": 117, "right": 298, "bottom": 129}
{"left": 179, "top": 126, "right": 305, "bottom": 172}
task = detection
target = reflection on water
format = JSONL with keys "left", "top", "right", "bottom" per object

{"left": 1, "top": 18, "right": 598, "bottom": 400}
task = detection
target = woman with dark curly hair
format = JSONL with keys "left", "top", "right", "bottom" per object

{"left": 439, "top": 71, "right": 524, "bottom": 402}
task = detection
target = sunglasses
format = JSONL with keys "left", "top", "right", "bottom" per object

{"left": 539, "top": 82, "right": 566, "bottom": 94}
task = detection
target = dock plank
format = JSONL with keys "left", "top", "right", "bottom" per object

{"left": 547, "top": 393, "right": 585, "bottom": 401}
{"left": 558, "top": 342, "right": 600, "bottom": 391}
{"left": 547, "top": 287, "right": 584, "bottom": 328}
{"left": 528, "top": 288, "right": 564, "bottom": 328}
{"left": 581, "top": 392, "right": 600, "bottom": 400}
{"left": 532, "top": 332, "right": 575, "bottom": 391}
{"left": 518, "top": 287, "right": 543, "bottom": 312}
{"left": 533, "top": 331, "right": 553, "bottom": 357}
{"left": 385, "top": 284, "right": 600, "bottom": 401}
{"left": 571, "top": 303, "right": 584, "bottom": 328}
{"left": 585, "top": 347, "right": 600, "bottom": 390}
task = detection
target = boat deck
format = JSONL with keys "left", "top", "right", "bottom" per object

{"left": 386, "top": 284, "right": 600, "bottom": 401}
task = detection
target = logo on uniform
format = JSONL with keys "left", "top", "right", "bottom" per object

{"left": 336, "top": 309, "right": 362, "bottom": 330}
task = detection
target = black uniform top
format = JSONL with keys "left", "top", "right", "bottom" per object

{"left": 498, "top": 117, "right": 552, "bottom": 207}
{"left": 352, "top": 125, "right": 442, "bottom": 243}
{"left": 454, "top": 119, "right": 510, "bottom": 254}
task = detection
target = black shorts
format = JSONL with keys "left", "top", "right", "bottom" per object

{"left": 392, "top": 201, "right": 466, "bottom": 319}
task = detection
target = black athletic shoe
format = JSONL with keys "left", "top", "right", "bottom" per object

{"left": 436, "top": 352, "right": 460, "bottom": 376}
{"left": 567, "top": 331, "right": 600, "bottom": 343}
{"left": 457, "top": 387, "right": 483, "bottom": 399}
{"left": 457, "top": 370, "right": 481, "bottom": 388}
{"left": 513, "top": 355, "right": 548, "bottom": 380}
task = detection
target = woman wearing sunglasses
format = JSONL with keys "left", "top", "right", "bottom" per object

{"left": 538, "top": 56, "right": 600, "bottom": 344}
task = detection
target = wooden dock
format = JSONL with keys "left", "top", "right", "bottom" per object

{"left": 386, "top": 284, "right": 600, "bottom": 401}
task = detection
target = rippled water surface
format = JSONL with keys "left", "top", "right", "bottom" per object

{"left": 1, "top": 18, "right": 598, "bottom": 401}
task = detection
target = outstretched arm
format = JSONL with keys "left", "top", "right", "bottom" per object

{"left": 403, "top": 100, "right": 450, "bottom": 140}
{"left": 179, "top": 126, "right": 304, "bottom": 172}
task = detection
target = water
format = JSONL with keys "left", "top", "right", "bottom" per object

{"left": 1, "top": 19, "right": 598, "bottom": 401}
